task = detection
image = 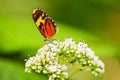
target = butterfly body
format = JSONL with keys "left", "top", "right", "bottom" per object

{"left": 32, "top": 8, "right": 57, "bottom": 39}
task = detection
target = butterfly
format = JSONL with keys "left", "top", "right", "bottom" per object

{"left": 32, "top": 8, "right": 58, "bottom": 40}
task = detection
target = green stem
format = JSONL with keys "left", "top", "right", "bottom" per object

{"left": 68, "top": 68, "right": 80, "bottom": 79}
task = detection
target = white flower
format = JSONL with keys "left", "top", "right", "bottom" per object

{"left": 46, "top": 65, "right": 57, "bottom": 73}
{"left": 25, "top": 38, "right": 105, "bottom": 80}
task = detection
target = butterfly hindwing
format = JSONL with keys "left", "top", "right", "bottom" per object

{"left": 44, "top": 18, "right": 56, "bottom": 38}
{"left": 32, "top": 8, "right": 57, "bottom": 39}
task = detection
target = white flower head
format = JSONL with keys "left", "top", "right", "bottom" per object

{"left": 25, "top": 38, "right": 105, "bottom": 80}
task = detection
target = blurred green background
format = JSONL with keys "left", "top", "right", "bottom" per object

{"left": 0, "top": 0, "right": 120, "bottom": 80}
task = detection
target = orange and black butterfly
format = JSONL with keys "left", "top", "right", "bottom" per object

{"left": 32, "top": 8, "right": 58, "bottom": 40}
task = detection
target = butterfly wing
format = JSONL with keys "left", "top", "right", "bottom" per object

{"left": 41, "top": 18, "right": 57, "bottom": 38}
{"left": 32, "top": 8, "right": 57, "bottom": 39}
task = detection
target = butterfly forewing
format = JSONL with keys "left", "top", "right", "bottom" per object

{"left": 32, "top": 8, "right": 57, "bottom": 39}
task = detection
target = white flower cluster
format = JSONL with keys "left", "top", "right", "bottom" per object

{"left": 25, "top": 38, "right": 105, "bottom": 80}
